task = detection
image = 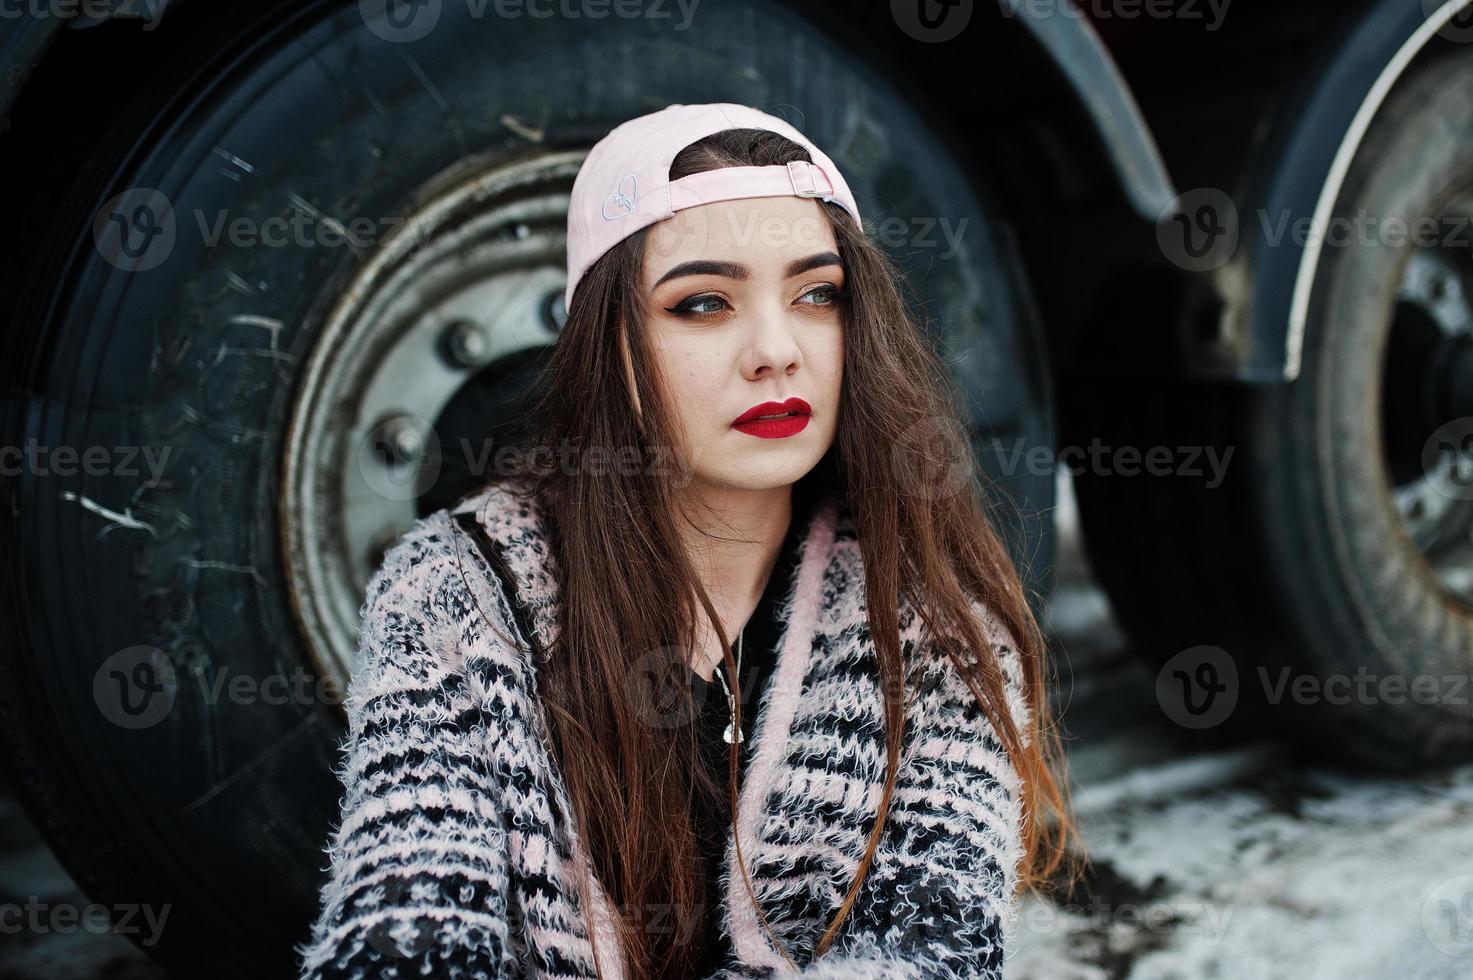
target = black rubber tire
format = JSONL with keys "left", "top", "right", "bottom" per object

{"left": 0, "top": 1, "right": 1052, "bottom": 975}
{"left": 1068, "top": 47, "right": 1473, "bottom": 771}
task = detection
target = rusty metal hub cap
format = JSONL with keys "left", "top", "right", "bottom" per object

{"left": 283, "top": 151, "right": 581, "bottom": 682}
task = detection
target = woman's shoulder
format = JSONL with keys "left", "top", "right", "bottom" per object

{"left": 359, "top": 507, "right": 468, "bottom": 636}
{"left": 894, "top": 578, "right": 1032, "bottom": 749}
{"left": 448, "top": 477, "right": 561, "bottom": 591}
{"left": 355, "top": 479, "right": 550, "bottom": 680}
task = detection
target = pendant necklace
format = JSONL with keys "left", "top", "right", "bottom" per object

{"left": 713, "top": 626, "right": 744, "bottom": 745}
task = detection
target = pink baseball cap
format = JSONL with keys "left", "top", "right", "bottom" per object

{"left": 564, "top": 102, "right": 863, "bottom": 312}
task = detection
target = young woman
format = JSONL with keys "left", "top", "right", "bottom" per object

{"left": 297, "top": 102, "right": 1078, "bottom": 980}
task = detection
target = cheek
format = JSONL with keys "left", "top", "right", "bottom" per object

{"left": 656, "top": 337, "right": 730, "bottom": 418}
{"left": 816, "top": 327, "right": 844, "bottom": 387}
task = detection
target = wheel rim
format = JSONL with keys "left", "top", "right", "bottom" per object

{"left": 282, "top": 150, "right": 581, "bottom": 684}
{"left": 1382, "top": 193, "right": 1473, "bottom": 609}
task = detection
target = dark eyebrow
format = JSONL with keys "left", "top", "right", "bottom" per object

{"left": 651, "top": 251, "right": 844, "bottom": 290}
{"left": 652, "top": 259, "right": 747, "bottom": 289}
{"left": 786, "top": 251, "right": 844, "bottom": 279}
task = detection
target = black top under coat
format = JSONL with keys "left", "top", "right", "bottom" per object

{"left": 687, "top": 484, "right": 818, "bottom": 974}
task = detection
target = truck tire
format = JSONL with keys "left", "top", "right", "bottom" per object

{"left": 0, "top": 1, "right": 1051, "bottom": 974}
{"left": 1069, "top": 47, "right": 1473, "bottom": 770}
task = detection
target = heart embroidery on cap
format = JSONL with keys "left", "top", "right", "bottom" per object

{"left": 602, "top": 173, "right": 638, "bottom": 221}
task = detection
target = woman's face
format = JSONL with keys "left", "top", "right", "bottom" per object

{"left": 632, "top": 194, "right": 845, "bottom": 497}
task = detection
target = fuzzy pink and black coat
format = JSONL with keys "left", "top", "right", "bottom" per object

{"left": 296, "top": 480, "right": 1032, "bottom": 979}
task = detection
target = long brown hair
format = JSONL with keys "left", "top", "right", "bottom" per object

{"left": 470, "top": 127, "right": 1080, "bottom": 977}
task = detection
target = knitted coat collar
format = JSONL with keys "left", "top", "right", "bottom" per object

{"left": 457, "top": 481, "right": 848, "bottom": 974}
{"left": 445, "top": 480, "right": 1027, "bottom": 978}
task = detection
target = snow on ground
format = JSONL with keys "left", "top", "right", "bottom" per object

{"left": 1006, "top": 725, "right": 1473, "bottom": 980}
{"left": 1007, "top": 477, "right": 1473, "bottom": 979}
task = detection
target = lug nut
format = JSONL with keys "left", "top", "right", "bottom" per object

{"left": 374, "top": 415, "right": 422, "bottom": 465}
{"left": 442, "top": 319, "right": 488, "bottom": 368}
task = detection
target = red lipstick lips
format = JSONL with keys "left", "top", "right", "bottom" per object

{"left": 732, "top": 396, "right": 812, "bottom": 439}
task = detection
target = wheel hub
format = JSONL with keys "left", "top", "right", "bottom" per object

{"left": 282, "top": 151, "right": 583, "bottom": 683}
{"left": 1383, "top": 234, "right": 1473, "bottom": 608}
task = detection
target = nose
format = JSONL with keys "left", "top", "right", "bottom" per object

{"left": 741, "top": 300, "right": 801, "bottom": 380}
